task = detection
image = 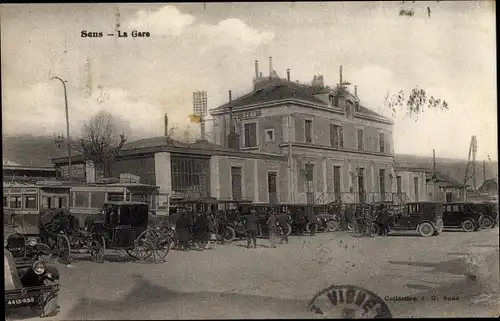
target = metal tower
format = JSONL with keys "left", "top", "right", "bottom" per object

{"left": 463, "top": 136, "right": 478, "bottom": 193}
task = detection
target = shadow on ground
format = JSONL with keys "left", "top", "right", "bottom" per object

{"left": 388, "top": 258, "right": 470, "bottom": 276}
{"left": 65, "top": 274, "right": 310, "bottom": 320}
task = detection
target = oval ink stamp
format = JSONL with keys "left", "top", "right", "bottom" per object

{"left": 308, "top": 285, "right": 392, "bottom": 319}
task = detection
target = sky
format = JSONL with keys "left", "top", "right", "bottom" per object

{"left": 1, "top": 2, "right": 497, "bottom": 160}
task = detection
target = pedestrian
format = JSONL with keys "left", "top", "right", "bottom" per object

{"left": 306, "top": 206, "right": 317, "bottom": 236}
{"left": 266, "top": 210, "right": 278, "bottom": 248}
{"left": 276, "top": 213, "right": 290, "bottom": 244}
{"left": 194, "top": 212, "right": 209, "bottom": 250}
{"left": 379, "top": 204, "right": 390, "bottom": 236}
{"left": 242, "top": 209, "right": 259, "bottom": 249}
{"left": 176, "top": 211, "right": 191, "bottom": 251}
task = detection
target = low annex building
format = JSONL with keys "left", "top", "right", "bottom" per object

{"left": 51, "top": 137, "right": 287, "bottom": 204}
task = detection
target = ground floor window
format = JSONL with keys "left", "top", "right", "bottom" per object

{"left": 171, "top": 156, "right": 210, "bottom": 197}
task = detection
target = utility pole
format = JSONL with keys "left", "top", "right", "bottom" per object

{"left": 287, "top": 103, "right": 294, "bottom": 203}
{"left": 51, "top": 76, "right": 72, "bottom": 180}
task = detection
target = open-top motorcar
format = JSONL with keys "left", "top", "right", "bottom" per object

{"left": 4, "top": 249, "right": 60, "bottom": 318}
{"left": 388, "top": 201, "right": 444, "bottom": 237}
{"left": 472, "top": 201, "right": 498, "bottom": 229}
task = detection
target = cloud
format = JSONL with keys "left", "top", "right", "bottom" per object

{"left": 127, "top": 5, "right": 195, "bottom": 36}
{"left": 127, "top": 5, "right": 274, "bottom": 51}
{"left": 199, "top": 18, "right": 275, "bottom": 50}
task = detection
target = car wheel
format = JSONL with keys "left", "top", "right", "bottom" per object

{"left": 480, "top": 216, "right": 494, "bottom": 229}
{"left": 434, "top": 218, "right": 444, "bottom": 235}
{"left": 259, "top": 226, "right": 270, "bottom": 238}
{"left": 461, "top": 219, "right": 475, "bottom": 232}
{"left": 222, "top": 226, "right": 236, "bottom": 243}
{"left": 327, "top": 220, "right": 340, "bottom": 232}
{"left": 30, "top": 279, "right": 59, "bottom": 318}
{"left": 417, "top": 222, "right": 435, "bottom": 237}
{"left": 371, "top": 223, "right": 381, "bottom": 236}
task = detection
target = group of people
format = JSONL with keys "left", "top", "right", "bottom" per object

{"left": 171, "top": 208, "right": 295, "bottom": 250}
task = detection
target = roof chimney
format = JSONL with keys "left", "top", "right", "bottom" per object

{"left": 339, "top": 65, "right": 343, "bottom": 85}
{"left": 268, "top": 56, "right": 273, "bottom": 77}
{"left": 164, "top": 113, "right": 169, "bottom": 136}
{"left": 286, "top": 69, "right": 290, "bottom": 81}
{"left": 259, "top": 72, "right": 263, "bottom": 77}
{"left": 254, "top": 60, "right": 259, "bottom": 78}
{"left": 354, "top": 85, "right": 358, "bottom": 97}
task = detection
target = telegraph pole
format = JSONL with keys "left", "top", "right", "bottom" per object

{"left": 51, "top": 76, "right": 72, "bottom": 180}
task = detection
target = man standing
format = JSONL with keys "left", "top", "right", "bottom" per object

{"left": 266, "top": 211, "right": 278, "bottom": 248}
{"left": 306, "top": 206, "right": 317, "bottom": 236}
{"left": 379, "top": 204, "right": 390, "bottom": 236}
{"left": 276, "top": 213, "right": 291, "bottom": 244}
{"left": 243, "top": 209, "right": 259, "bottom": 249}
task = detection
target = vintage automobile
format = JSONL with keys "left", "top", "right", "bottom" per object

{"left": 442, "top": 202, "right": 482, "bottom": 232}
{"left": 5, "top": 209, "right": 71, "bottom": 265}
{"left": 473, "top": 201, "right": 498, "bottom": 229}
{"left": 387, "top": 201, "right": 444, "bottom": 237}
{"left": 4, "top": 249, "right": 60, "bottom": 318}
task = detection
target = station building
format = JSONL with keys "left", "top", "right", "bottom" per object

{"left": 210, "top": 59, "right": 397, "bottom": 204}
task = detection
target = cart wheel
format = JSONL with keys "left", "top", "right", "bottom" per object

{"left": 125, "top": 248, "right": 138, "bottom": 259}
{"left": 30, "top": 279, "right": 59, "bottom": 317}
{"left": 134, "top": 240, "right": 154, "bottom": 263}
{"left": 90, "top": 236, "right": 105, "bottom": 263}
{"left": 57, "top": 235, "right": 71, "bottom": 265}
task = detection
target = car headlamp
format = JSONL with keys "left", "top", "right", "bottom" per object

{"left": 27, "top": 237, "right": 38, "bottom": 247}
{"left": 33, "top": 261, "right": 46, "bottom": 275}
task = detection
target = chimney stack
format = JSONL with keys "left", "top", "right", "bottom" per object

{"left": 339, "top": 65, "right": 343, "bottom": 85}
{"left": 260, "top": 72, "right": 263, "bottom": 77}
{"left": 254, "top": 60, "right": 259, "bottom": 78}
{"left": 268, "top": 56, "right": 273, "bottom": 77}
{"left": 354, "top": 85, "right": 358, "bottom": 97}
{"left": 164, "top": 113, "right": 169, "bottom": 136}
{"left": 286, "top": 69, "right": 290, "bottom": 81}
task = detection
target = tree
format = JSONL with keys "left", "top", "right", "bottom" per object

{"left": 74, "top": 111, "right": 127, "bottom": 177}
{"left": 384, "top": 87, "right": 449, "bottom": 121}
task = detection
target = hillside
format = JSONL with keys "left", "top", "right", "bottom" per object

{"left": 2, "top": 135, "right": 498, "bottom": 186}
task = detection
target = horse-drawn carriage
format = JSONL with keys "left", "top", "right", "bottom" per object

{"left": 83, "top": 201, "right": 173, "bottom": 263}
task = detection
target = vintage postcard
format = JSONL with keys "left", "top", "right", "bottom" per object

{"left": 2, "top": 2, "right": 498, "bottom": 319}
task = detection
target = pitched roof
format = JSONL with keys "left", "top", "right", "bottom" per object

{"left": 212, "top": 78, "right": 326, "bottom": 110}
{"left": 425, "top": 171, "right": 465, "bottom": 187}
{"left": 210, "top": 78, "right": 391, "bottom": 121}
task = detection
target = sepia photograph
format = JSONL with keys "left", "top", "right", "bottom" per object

{"left": 2, "top": 1, "right": 498, "bottom": 319}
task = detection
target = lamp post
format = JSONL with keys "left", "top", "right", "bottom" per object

{"left": 51, "top": 76, "right": 72, "bottom": 180}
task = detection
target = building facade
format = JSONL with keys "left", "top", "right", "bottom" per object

{"left": 210, "top": 64, "right": 396, "bottom": 204}
{"left": 52, "top": 138, "right": 287, "bottom": 205}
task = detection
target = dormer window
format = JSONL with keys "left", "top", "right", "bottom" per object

{"left": 355, "top": 101, "right": 360, "bottom": 112}
{"left": 345, "top": 100, "right": 354, "bottom": 118}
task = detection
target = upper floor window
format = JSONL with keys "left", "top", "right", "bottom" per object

{"left": 305, "top": 120, "right": 313, "bottom": 143}
{"left": 244, "top": 123, "right": 257, "bottom": 147}
{"left": 379, "top": 132, "right": 385, "bottom": 153}
{"left": 357, "top": 128, "right": 364, "bottom": 151}
{"left": 265, "top": 129, "right": 275, "bottom": 142}
{"left": 330, "top": 124, "right": 344, "bottom": 148}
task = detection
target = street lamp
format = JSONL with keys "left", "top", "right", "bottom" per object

{"left": 51, "top": 76, "right": 72, "bottom": 180}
